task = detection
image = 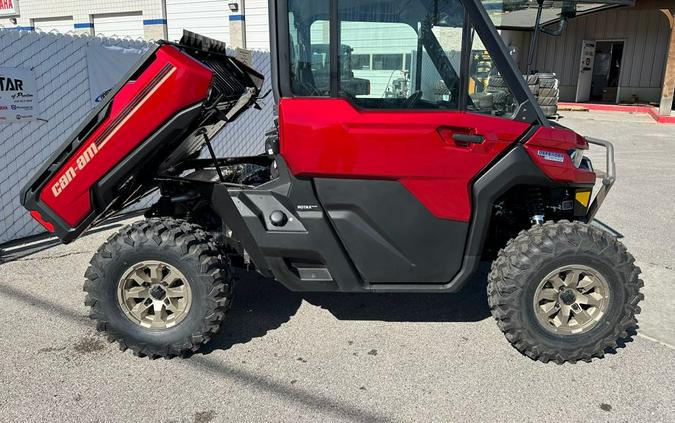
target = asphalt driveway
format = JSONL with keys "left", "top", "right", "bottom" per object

{"left": 0, "top": 110, "right": 674, "bottom": 422}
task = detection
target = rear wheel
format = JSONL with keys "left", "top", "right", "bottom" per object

{"left": 488, "top": 221, "right": 643, "bottom": 363}
{"left": 84, "top": 218, "right": 233, "bottom": 358}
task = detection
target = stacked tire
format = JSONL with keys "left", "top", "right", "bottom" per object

{"left": 525, "top": 74, "right": 540, "bottom": 97}
{"left": 481, "top": 73, "right": 560, "bottom": 118}
{"left": 487, "top": 75, "right": 509, "bottom": 92}
{"left": 432, "top": 80, "right": 450, "bottom": 99}
{"left": 485, "top": 75, "right": 511, "bottom": 115}
{"left": 537, "top": 73, "right": 559, "bottom": 118}
{"left": 471, "top": 92, "right": 495, "bottom": 112}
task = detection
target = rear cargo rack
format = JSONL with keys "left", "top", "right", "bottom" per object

{"left": 178, "top": 30, "right": 228, "bottom": 54}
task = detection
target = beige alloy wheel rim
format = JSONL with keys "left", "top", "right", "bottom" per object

{"left": 533, "top": 265, "right": 610, "bottom": 336}
{"left": 117, "top": 261, "right": 192, "bottom": 330}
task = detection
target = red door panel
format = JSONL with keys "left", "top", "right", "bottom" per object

{"left": 280, "top": 98, "right": 530, "bottom": 221}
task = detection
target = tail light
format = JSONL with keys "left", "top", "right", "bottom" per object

{"left": 30, "top": 211, "right": 55, "bottom": 233}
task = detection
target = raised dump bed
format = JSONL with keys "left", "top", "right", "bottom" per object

{"left": 20, "top": 32, "right": 263, "bottom": 243}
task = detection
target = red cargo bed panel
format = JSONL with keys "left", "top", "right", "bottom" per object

{"left": 20, "top": 32, "right": 264, "bottom": 244}
{"left": 40, "top": 46, "right": 212, "bottom": 227}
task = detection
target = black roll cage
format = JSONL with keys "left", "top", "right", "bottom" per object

{"left": 268, "top": 0, "right": 546, "bottom": 125}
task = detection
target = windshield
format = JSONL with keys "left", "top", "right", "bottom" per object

{"left": 287, "top": 0, "right": 527, "bottom": 118}
{"left": 481, "top": 0, "right": 634, "bottom": 29}
{"left": 288, "top": 0, "right": 467, "bottom": 107}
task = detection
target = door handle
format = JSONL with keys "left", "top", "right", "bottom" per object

{"left": 452, "top": 133, "right": 485, "bottom": 144}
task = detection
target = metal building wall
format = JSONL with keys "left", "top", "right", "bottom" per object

{"left": 245, "top": 0, "right": 272, "bottom": 50}
{"left": 165, "top": 0, "right": 232, "bottom": 43}
{"left": 1, "top": 0, "right": 166, "bottom": 40}
{"left": 513, "top": 8, "right": 671, "bottom": 103}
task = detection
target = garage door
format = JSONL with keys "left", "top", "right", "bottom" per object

{"left": 34, "top": 17, "right": 74, "bottom": 34}
{"left": 166, "top": 0, "right": 229, "bottom": 43}
{"left": 94, "top": 12, "right": 144, "bottom": 39}
{"left": 245, "top": 0, "right": 270, "bottom": 50}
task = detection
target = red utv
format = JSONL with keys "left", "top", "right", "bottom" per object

{"left": 21, "top": 0, "right": 642, "bottom": 363}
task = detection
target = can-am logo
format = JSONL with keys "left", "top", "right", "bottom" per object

{"left": 51, "top": 144, "right": 100, "bottom": 197}
{"left": 48, "top": 63, "right": 177, "bottom": 200}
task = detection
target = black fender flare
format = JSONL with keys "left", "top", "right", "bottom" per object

{"left": 466, "top": 145, "right": 558, "bottom": 258}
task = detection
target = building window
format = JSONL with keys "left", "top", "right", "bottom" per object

{"left": 404, "top": 53, "right": 412, "bottom": 71}
{"left": 372, "top": 54, "right": 404, "bottom": 71}
{"left": 338, "top": 0, "right": 465, "bottom": 110}
{"left": 352, "top": 54, "right": 371, "bottom": 70}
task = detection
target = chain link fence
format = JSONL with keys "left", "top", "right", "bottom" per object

{"left": 0, "top": 29, "right": 272, "bottom": 244}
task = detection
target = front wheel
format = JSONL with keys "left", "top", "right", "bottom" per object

{"left": 488, "top": 221, "right": 643, "bottom": 363}
{"left": 84, "top": 218, "right": 233, "bottom": 358}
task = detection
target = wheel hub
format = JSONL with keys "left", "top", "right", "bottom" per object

{"left": 559, "top": 289, "right": 576, "bottom": 305}
{"left": 150, "top": 285, "right": 167, "bottom": 301}
{"left": 117, "top": 261, "right": 192, "bottom": 330}
{"left": 533, "top": 265, "right": 610, "bottom": 336}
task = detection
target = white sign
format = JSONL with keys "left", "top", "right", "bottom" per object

{"left": 0, "top": 67, "right": 38, "bottom": 123}
{"left": 575, "top": 40, "right": 596, "bottom": 103}
{"left": 86, "top": 44, "right": 146, "bottom": 106}
{"left": 0, "top": 0, "right": 19, "bottom": 17}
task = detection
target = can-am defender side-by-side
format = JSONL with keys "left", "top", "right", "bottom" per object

{"left": 20, "top": 0, "right": 643, "bottom": 363}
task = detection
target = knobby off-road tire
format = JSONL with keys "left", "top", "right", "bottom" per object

{"left": 488, "top": 221, "right": 643, "bottom": 364}
{"left": 84, "top": 218, "right": 233, "bottom": 358}
{"left": 538, "top": 86, "right": 560, "bottom": 99}
{"left": 489, "top": 90, "right": 509, "bottom": 105}
{"left": 540, "top": 105, "right": 558, "bottom": 117}
{"left": 488, "top": 75, "right": 508, "bottom": 89}
{"left": 538, "top": 95, "right": 559, "bottom": 107}
{"left": 538, "top": 74, "right": 558, "bottom": 89}
{"left": 524, "top": 74, "right": 539, "bottom": 85}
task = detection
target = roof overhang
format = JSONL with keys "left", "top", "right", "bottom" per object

{"left": 487, "top": 0, "right": 637, "bottom": 31}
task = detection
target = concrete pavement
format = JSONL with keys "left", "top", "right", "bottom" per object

{"left": 564, "top": 110, "right": 675, "bottom": 348}
{"left": 0, "top": 110, "right": 674, "bottom": 422}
